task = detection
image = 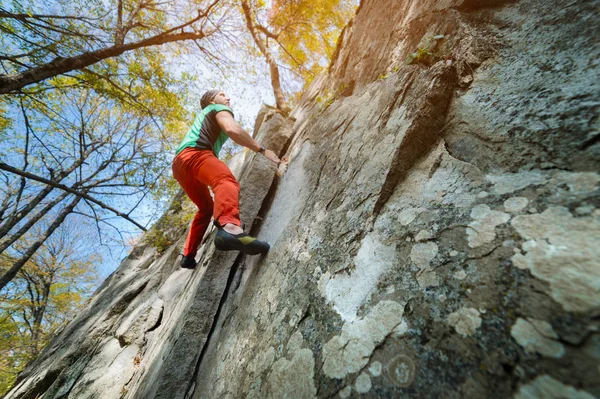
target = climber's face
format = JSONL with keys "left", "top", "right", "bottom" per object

{"left": 211, "top": 91, "right": 230, "bottom": 107}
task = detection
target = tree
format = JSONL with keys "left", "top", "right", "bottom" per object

{"left": 0, "top": 85, "right": 178, "bottom": 291}
{"left": 0, "top": 218, "right": 99, "bottom": 396}
{"left": 238, "top": 0, "right": 355, "bottom": 111}
{"left": 0, "top": 0, "right": 222, "bottom": 94}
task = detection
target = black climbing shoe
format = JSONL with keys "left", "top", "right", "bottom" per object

{"left": 180, "top": 255, "right": 197, "bottom": 269}
{"left": 214, "top": 228, "right": 270, "bottom": 255}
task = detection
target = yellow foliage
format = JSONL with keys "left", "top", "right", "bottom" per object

{"left": 250, "top": 0, "right": 357, "bottom": 99}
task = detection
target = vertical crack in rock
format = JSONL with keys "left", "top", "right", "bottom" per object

{"left": 184, "top": 253, "right": 245, "bottom": 399}
{"left": 372, "top": 63, "right": 457, "bottom": 217}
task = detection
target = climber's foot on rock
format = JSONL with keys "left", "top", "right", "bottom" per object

{"left": 180, "top": 255, "right": 197, "bottom": 269}
{"left": 214, "top": 227, "right": 269, "bottom": 255}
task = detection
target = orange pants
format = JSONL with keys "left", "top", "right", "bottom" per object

{"left": 172, "top": 148, "right": 241, "bottom": 257}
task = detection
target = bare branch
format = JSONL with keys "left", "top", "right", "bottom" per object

{"left": 0, "top": 0, "right": 222, "bottom": 94}
{"left": 0, "top": 162, "right": 147, "bottom": 231}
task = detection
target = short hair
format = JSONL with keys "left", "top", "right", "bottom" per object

{"left": 200, "top": 90, "right": 220, "bottom": 109}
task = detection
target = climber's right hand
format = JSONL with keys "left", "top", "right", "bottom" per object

{"left": 263, "top": 149, "right": 280, "bottom": 165}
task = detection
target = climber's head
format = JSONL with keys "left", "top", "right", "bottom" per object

{"left": 201, "top": 90, "right": 230, "bottom": 108}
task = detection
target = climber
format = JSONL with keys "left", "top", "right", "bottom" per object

{"left": 172, "top": 90, "right": 280, "bottom": 269}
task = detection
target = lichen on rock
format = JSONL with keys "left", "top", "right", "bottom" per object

{"left": 467, "top": 204, "right": 511, "bottom": 248}
{"left": 447, "top": 307, "right": 482, "bottom": 337}
{"left": 515, "top": 375, "right": 595, "bottom": 399}
{"left": 510, "top": 318, "right": 565, "bottom": 358}
{"left": 322, "top": 301, "right": 406, "bottom": 379}
{"left": 511, "top": 206, "right": 600, "bottom": 312}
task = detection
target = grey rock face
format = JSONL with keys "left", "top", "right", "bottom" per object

{"left": 5, "top": 0, "right": 599, "bottom": 398}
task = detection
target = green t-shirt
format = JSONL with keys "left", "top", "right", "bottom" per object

{"left": 175, "top": 104, "right": 234, "bottom": 157}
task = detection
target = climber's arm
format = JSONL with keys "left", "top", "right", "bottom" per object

{"left": 216, "top": 111, "right": 280, "bottom": 164}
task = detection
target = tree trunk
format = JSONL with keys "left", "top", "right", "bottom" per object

{"left": 30, "top": 281, "right": 51, "bottom": 357}
{"left": 0, "top": 195, "right": 81, "bottom": 291}
{"left": 241, "top": 0, "right": 289, "bottom": 112}
{"left": 0, "top": 191, "right": 69, "bottom": 255}
{"left": 268, "top": 59, "right": 288, "bottom": 112}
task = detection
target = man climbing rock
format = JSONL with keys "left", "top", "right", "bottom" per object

{"left": 172, "top": 90, "right": 280, "bottom": 269}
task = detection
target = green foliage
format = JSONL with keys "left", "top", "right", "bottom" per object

{"left": 406, "top": 34, "right": 446, "bottom": 65}
{"left": 142, "top": 193, "right": 195, "bottom": 254}
{"left": 143, "top": 228, "right": 173, "bottom": 253}
{"left": 0, "top": 221, "right": 99, "bottom": 396}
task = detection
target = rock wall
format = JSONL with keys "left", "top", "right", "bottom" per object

{"left": 5, "top": 0, "right": 599, "bottom": 398}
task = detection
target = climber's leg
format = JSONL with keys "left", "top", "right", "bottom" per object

{"left": 172, "top": 149, "right": 215, "bottom": 260}
{"left": 193, "top": 151, "right": 242, "bottom": 228}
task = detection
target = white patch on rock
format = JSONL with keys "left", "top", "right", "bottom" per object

{"left": 315, "top": 209, "right": 328, "bottom": 222}
{"left": 511, "top": 318, "right": 565, "bottom": 358}
{"left": 355, "top": 372, "right": 372, "bottom": 394}
{"left": 398, "top": 207, "right": 422, "bottom": 225}
{"left": 447, "top": 308, "right": 482, "bottom": 337}
{"left": 318, "top": 271, "right": 331, "bottom": 296}
{"left": 387, "top": 354, "right": 416, "bottom": 387}
{"left": 323, "top": 233, "right": 397, "bottom": 321}
{"left": 477, "top": 191, "right": 489, "bottom": 199}
{"left": 298, "top": 251, "right": 311, "bottom": 262}
{"left": 369, "top": 361, "right": 383, "bottom": 377}
{"left": 504, "top": 197, "right": 529, "bottom": 214}
{"left": 339, "top": 386, "right": 352, "bottom": 398}
{"left": 287, "top": 331, "right": 304, "bottom": 354}
{"left": 438, "top": 294, "right": 447, "bottom": 303}
{"left": 467, "top": 205, "right": 511, "bottom": 248}
{"left": 511, "top": 206, "right": 600, "bottom": 312}
{"left": 552, "top": 171, "right": 600, "bottom": 193}
{"left": 410, "top": 242, "right": 438, "bottom": 269}
{"left": 417, "top": 270, "right": 440, "bottom": 288}
{"left": 415, "top": 229, "right": 433, "bottom": 241}
{"left": 322, "top": 301, "right": 405, "bottom": 379}
{"left": 486, "top": 171, "right": 546, "bottom": 195}
{"left": 266, "top": 349, "right": 317, "bottom": 398}
{"left": 515, "top": 375, "right": 595, "bottom": 399}
{"left": 454, "top": 270, "right": 467, "bottom": 280}
{"left": 393, "top": 319, "right": 409, "bottom": 337}
{"left": 411, "top": 242, "right": 440, "bottom": 288}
